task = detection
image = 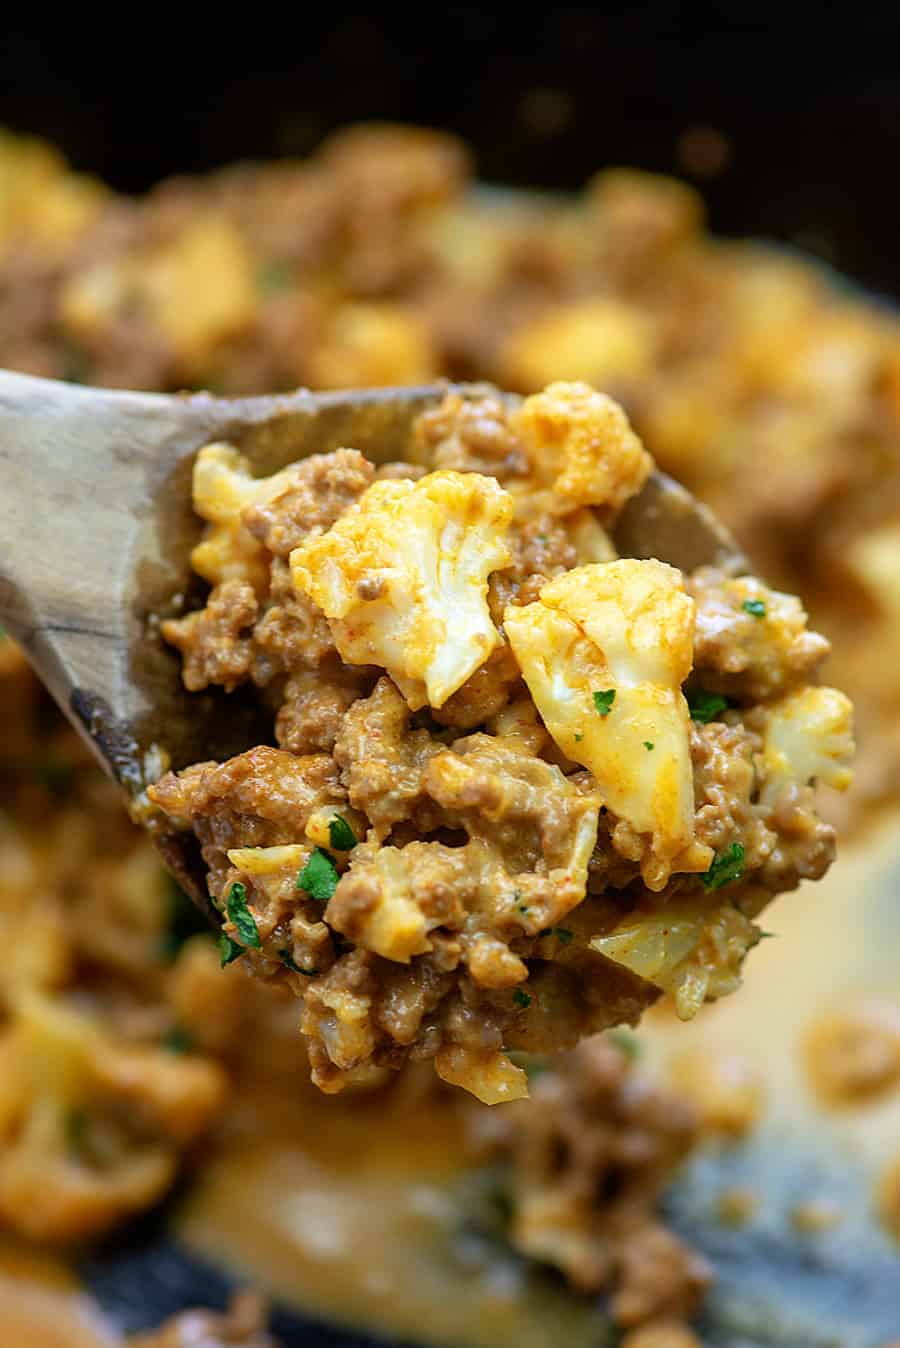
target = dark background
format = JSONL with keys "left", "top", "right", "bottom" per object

{"left": 4, "top": 8, "right": 900, "bottom": 296}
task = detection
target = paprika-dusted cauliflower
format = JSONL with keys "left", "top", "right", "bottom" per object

{"left": 505, "top": 559, "right": 711, "bottom": 890}
{"left": 152, "top": 384, "right": 853, "bottom": 1102}
{"left": 510, "top": 380, "right": 653, "bottom": 518}
{"left": 290, "top": 469, "right": 513, "bottom": 709}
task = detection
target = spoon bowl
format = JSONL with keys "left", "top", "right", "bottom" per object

{"left": 0, "top": 370, "right": 746, "bottom": 909}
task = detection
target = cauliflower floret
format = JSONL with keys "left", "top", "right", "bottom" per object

{"left": 499, "top": 298, "right": 656, "bottom": 394}
{"left": 61, "top": 215, "right": 256, "bottom": 379}
{"left": 0, "top": 993, "right": 225, "bottom": 1241}
{"left": 591, "top": 899, "right": 760, "bottom": 1020}
{"left": 290, "top": 470, "right": 513, "bottom": 709}
{"left": 306, "top": 301, "right": 439, "bottom": 389}
{"left": 510, "top": 381, "right": 653, "bottom": 518}
{"left": 760, "top": 686, "right": 855, "bottom": 807}
{"left": 189, "top": 443, "right": 306, "bottom": 592}
{"left": 504, "top": 559, "right": 710, "bottom": 890}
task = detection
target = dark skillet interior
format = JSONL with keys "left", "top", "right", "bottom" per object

{"left": 4, "top": 9, "right": 900, "bottom": 1346}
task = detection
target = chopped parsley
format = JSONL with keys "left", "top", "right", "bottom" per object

{"left": 509, "top": 1051, "right": 549, "bottom": 1080}
{"left": 608, "top": 1029, "right": 641, "bottom": 1060}
{"left": 226, "top": 882, "right": 260, "bottom": 949}
{"left": 518, "top": 904, "right": 529, "bottom": 914}
{"left": 162, "top": 1026, "right": 193, "bottom": 1054}
{"left": 257, "top": 261, "right": 292, "bottom": 293}
{"left": 219, "top": 933, "right": 245, "bottom": 967}
{"left": 686, "top": 687, "right": 731, "bottom": 724}
{"left": 554, "top": 927, "right": 574, "bottom": 944}
{"left": 278, "top": 948, "right": 319, "bottom": 976}
{"left": 66, "top": 1109, "right": 87, "bottom": 1153}
{"left": 297, "top": 848, "right": 339, "bottom": 902}
{"left": 574, "top": 732, "right": 584, "bottom": 743}
{"left": 512, "top": 988, "right": 532, "bottom": 1009}
{"left": 538, "top": 927, "right": 553, "bottom": 938}
{"left": 159, "top": 875, "right": 208, "bottom": 962}
{"left": 328, "top": 815, "right": 358, "bottom": 851}
{"left": 704, "top": 842, "right": 746, "bottom": 891}
{"left": 742, "top": 598, "right": 767, "bottom": 619}
{"left": 643, "top": 741, "right": 654, "bottom": 751}
{"left": 593, "top": 689, "right": 616, "bottom": 717}
{"left": 35, "top": 756, "right": 75, "bottom": 794}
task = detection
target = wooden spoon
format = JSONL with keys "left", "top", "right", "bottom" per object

{"left": 0, "top": 369, "right": 745, "bottom": 911}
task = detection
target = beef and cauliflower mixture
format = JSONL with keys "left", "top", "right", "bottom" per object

{"left": 148, "top": 381, "right": 852, "bottom": 1104}
{"left": 1, "top": 122, "right": 897, "bottom": 827}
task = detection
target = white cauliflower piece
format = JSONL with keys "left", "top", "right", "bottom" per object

{"left": 591, "top": 899, "right": 759, "bottom": 1019}
{"left": 760, "top": 686, "right": 855, "bottom": 806}
{"left": 190, "top": 443, "right": 302, "bottom": 592}
{"left": 290, "top": 470, "right": 513, "bottom": 710}
{"left": 509, "top": 380, "right": 653, "bottom": 518}
{"left": 504, "top": 559, "right": 710, "bottom": 889}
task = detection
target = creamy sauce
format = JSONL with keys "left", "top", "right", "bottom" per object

{"left": 175, "top": 811, "right": 900, "bottom": 1347}
{"left": 177, "top": 1075, "right": 604, "bottom": 1348}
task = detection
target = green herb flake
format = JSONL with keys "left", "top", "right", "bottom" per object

{"left": 686, "top": 687, "right": 731, "bottom": 724}
{"left": 574, "top": 732, "right": 584, "bottom": 743}
{"left": 257, "top": 261, "right": 292, "bottom": 293}
{"left": 538, "top": 927, "right": 553, "bottom": 938}
{"left": 159, "top": 874, "right": 209, "bottom": 962}
{"left": 608, "top": 1029, "right": 641, "bottom": 1060}
{"left": 704, "top": 842, "right": 746, "bottom": 891}
{"left": 742, "top": 598, "right": 767, "bottom": 619}
{"left": 278, "top": 947, "right": 319, "bottom": 977}
{"left": 35, "top": 757, "right": 75, "bottom": 794}
{"left": 554, "top": 927, "right": 574, "bottom": 944}
{"left": 66, "top": 1108, "right": 87, "bottom": 1152}
{"left": 328, "top": 814, "right": 358, "bottom": 851}
{"left": 518, "top": 904, "right": 529, "bottom": 914}
{"left": 643, "top": 741, "right": 654, "bottom": 751}
{"left": 297, "top": 848, "right": 339, "bottom": 902}
{"left": 512, "top": 988, "right": 532, "bottom": 1009}
{"left": 593, "top": 689, "right": 616, "bottom": 717}
{"left": 509, "top": 1051, "right": 549, "bottom": 1080}
{"left": 226, "top": 881, "right": 260, "bottom": 949}
{"left": 162, "top": 1026, "right": 193, "bottom": 1054}
{"left": 219, "top": 933, "right": 245, "bottom": 968}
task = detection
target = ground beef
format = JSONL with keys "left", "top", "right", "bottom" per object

{"left": 333, "top": 677, "right": 446, "bottom": 837}
{"left": 471, "top": 1036, "right": 712, "bottom": 1330}
{"left": 413, "top": 390, "right": 530, "bottom": 480}
{"left": 162, "top": 580, "right": 259, "bottom": 692}
{"left": 149, "top": 746, "right": 345, "bottom": 897}
{"left": 690, "top": 720, "right": 775, "bottom": 868}
{"left": 252, "top": 559, "right": 337, "bottom": 680}
{"left": 243, "top": 449, "right": 375, "bottom": 557}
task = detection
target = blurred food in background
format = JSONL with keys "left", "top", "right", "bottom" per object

{"left": 1, "top": 121, "right": 899, "bottom": 1345}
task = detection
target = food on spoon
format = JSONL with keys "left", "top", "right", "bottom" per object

{"left": 149, "top": 382, "right": 853, "bottom": 1103}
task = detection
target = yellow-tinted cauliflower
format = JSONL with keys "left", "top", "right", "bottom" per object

{"left": 290, "top": 469, "right": 513, "bottom": 709}
{"left": 0, "top": 993, "right": 226, "bottom": 1242}
{"left": 505, "top": 559, "right": 711, "bottom": 889}
{"left": 760, "top": 685, "right": 855, "bottom": 806}
{"left": 511, "top": 380, "right": 653, "bottom": 517}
